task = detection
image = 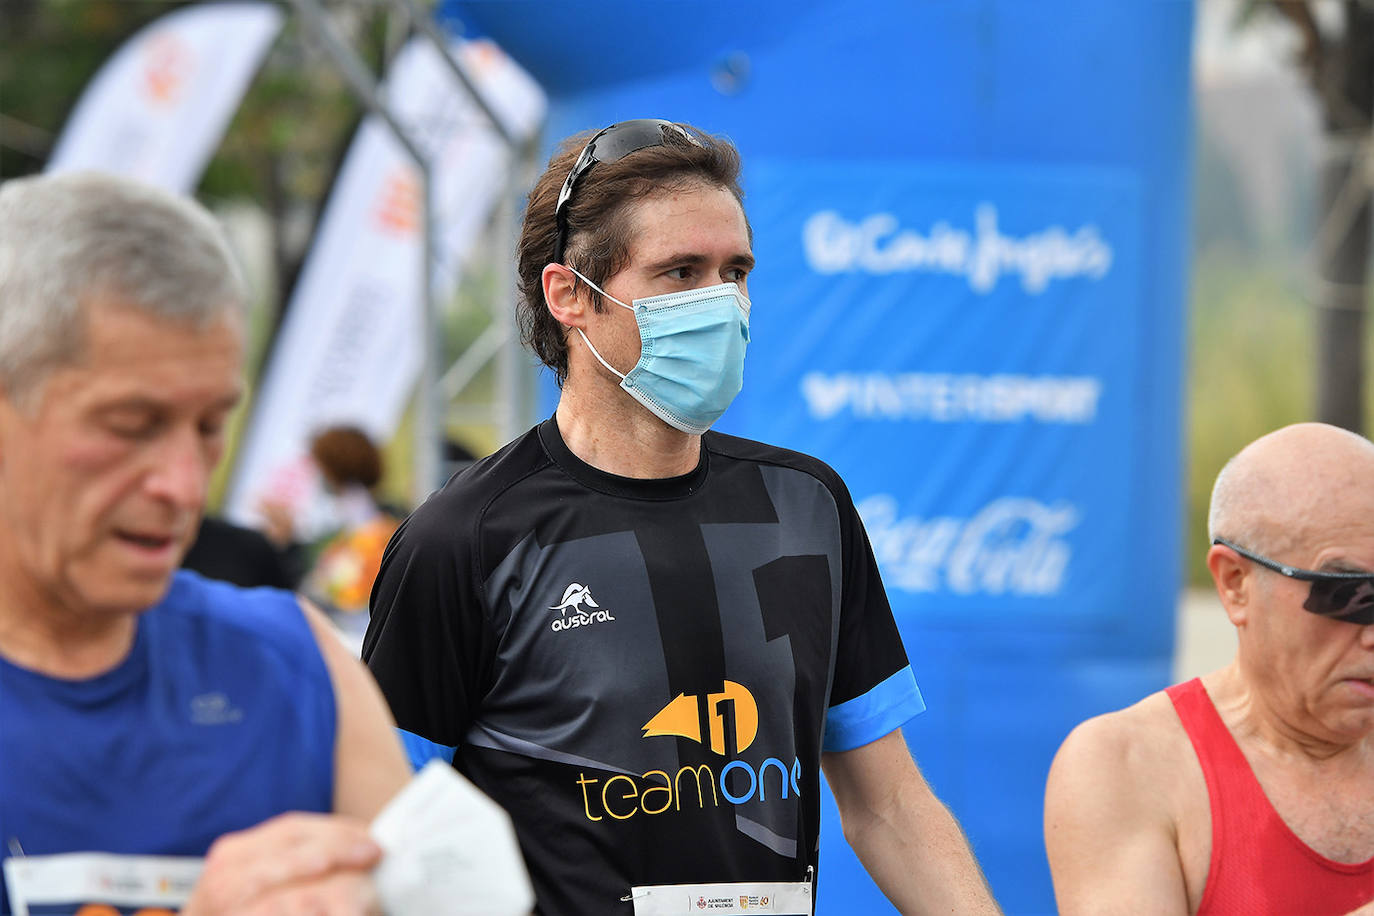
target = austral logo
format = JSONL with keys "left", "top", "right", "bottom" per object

{"left": 574, "top": 681, "right": 802, "bottom": 822}
{"left": 548, "top": 582, "right": 616, "bottom": 633}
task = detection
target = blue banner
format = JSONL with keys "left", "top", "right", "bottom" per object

{"left": 728, "top": 162, "right": 1144, "bottom": 632}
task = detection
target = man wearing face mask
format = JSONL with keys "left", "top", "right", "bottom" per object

{"left": 363, "top": 120, "right": 999, "bottom": 916}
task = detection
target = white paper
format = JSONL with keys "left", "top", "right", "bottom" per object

{"left": 370, "top": 760, "right": 534, "bottom": 915}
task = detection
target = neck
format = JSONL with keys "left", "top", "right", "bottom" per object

{"left": 555, "top": 385, "right": 701, "bottom": 479}
{"left": 0, "top": 561, "right": 139, "bottom": 680}
{"left": 1206, "top": 662, "right": 1371, "bottom": 764}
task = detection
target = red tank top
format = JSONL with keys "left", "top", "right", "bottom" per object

{"left": 1167, "top": 678, "right": 1374, "bottom": 915}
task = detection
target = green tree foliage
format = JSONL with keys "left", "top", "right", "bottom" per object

{"left": 1242, "top": 0, "right": 1374, "bottom": 434}
{"left": 1, "top": 0, "right": 178, "bottom": 178}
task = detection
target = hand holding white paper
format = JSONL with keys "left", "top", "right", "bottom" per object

{"left": 370, "top": 760, "right": 534, "bottom": 915}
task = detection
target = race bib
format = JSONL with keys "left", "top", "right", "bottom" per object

{"left": 2, "top": 853, "right": 201, "bottom": 916}
{"left": 627, "top": 880, "right": 813, "bottom": 915}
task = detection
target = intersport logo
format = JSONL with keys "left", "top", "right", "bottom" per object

{"left": 858, "top": 495, "right": 1079, "bottom": 596}
{"left": 801, "top": 204, "right": 1112, "bottom": 294}
{"left": 800, "top": 371, "right": 1102, "bottom": 425}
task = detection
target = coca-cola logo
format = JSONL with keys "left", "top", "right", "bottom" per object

{"left": 801, "top": 204, "right": 1113, "bottom": 294}
{"left": 858, "top": 494, "right": 1079, "bottom": 596}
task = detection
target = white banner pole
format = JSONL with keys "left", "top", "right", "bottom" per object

{"left": 223, "top": 24, "right": 545, "bottom": 528}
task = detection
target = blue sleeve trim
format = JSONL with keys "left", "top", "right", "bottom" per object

{"left": 397, "top": 728, "right": 456, "bottom": 772}
{"left": 823, "top": 666, "right": 926, "bottom": 752}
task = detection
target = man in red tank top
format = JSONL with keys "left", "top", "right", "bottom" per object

{"left": 1044, "top": 422, "right": 1374, "bottom": 915}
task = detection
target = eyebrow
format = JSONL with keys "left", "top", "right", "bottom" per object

{"left": 94, "top": 391, "right": 242, "bottom": 415}
{"left": 1318, "top": 559, "right": 1374, "bottom": 576}
{"left": 644, "top": 251, "right": 756, "bottom": 273}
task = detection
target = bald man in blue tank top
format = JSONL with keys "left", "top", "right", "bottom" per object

{"left": 0, "top": 173, "right": 412, "bottom": 914}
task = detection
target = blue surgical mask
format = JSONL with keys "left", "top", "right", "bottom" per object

{"left": 568, "top": 267, "right": 751, "bottom": 435}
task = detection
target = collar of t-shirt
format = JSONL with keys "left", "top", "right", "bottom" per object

{"left": 537, "top": 416, "right": 710, "bottom": 501}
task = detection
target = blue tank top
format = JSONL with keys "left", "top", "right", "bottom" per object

{"left": 0, "top": 571, "right": 336, "bottom": 913}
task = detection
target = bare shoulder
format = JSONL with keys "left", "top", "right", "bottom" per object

{"left": 297, "top": 598, "right": 411, "bottom": 820}
{"left": 1052, "top": 691, "right": 1189, "bottom": 788}
{"left": 1048, "top": 689, "right": 1200, "bottom": 828}
{"left": 1045, "top": 690, "right": 1200, "bottom": 916}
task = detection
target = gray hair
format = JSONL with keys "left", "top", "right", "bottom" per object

{"left": 1206, "top": 454, "right": 1246, "bottom": 546}
{"left": 1207, "top": 450, "right": 1283, "bottom": 556}
{"left": 0, "top": 171, "right": 246, "bottom": 399}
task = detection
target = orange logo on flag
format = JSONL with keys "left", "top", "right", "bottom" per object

{"left": 141, "top": 33, "right": 191, "bottom": 105}
{"left": 374, "top": 170, "right": 420, "bottom": 236}
{"left": 467, "top": 40, "right": 500, "bottom": 75}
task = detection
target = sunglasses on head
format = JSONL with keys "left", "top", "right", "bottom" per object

{"left": 1213, "top": 537, "right": 1374, "bottom": 625}
{"left": 551, "top": 119, "right": 700, "bottom": 265}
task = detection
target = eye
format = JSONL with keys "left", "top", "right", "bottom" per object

{"left": 198, "top": 413, "right": 228, "bottom": 441}
{"left": 102, "top": 409, "right": 161, "bottom": 440}
{"left": 724, "top": 266, "right": 749, "bottom": 283}
{"left": 665, "top": 266, "right": 693, "bottom": 281}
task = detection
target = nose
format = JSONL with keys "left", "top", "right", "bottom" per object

{"left": 144, "top": 427, "right": 210, "bottom": 512}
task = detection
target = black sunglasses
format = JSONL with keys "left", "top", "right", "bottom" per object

{"left": 1213, "top": 537, "right": 1374, "bottom": 625}
{"left": 551, "top": 119, "right": 699, "bottom": 265}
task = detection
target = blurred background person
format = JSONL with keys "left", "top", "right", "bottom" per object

{"left": 182, "top": 514, "right": 295, "bottom": 590}
{"left": 287, "top": 425, "right": 404, "bottom": 645}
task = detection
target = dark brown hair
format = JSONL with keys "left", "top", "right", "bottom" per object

{"left": 310, "top": 425, "right": 383, "bottom": 490}
{"left": 515, "top": 122, "right": 747, "bottom": 385}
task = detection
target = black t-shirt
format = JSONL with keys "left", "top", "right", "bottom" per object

{"left": 364, "top": 418, "right": 923, "bottom": 914}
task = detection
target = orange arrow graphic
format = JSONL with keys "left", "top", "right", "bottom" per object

{"left": 642, "top": 681, "right": 759, "bottom": 755}
{"left": 642, "top": 692, "right": 700, "bottom": 742}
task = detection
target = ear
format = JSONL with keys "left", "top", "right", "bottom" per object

{"left": 542, "top": 263, "right": 588, "bottom": 330}
{"left": 1207, "top": 542, "right": 1251, "bottom": 627}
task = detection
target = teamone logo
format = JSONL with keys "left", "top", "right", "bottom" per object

{"left": 801, "top": 204, "right": 1113, "bottom": 294}
{"left": 574, "top": 681, "right": 802, "bottom": 822}
{"left": 547, "top": 582, "right": 616, "bottom": 632}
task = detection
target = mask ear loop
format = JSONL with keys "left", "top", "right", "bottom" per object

{"left": 563, "top": 264, "right": 635, "bottom": 381}
{"left": 575, "top": 327, "right": 628, "bottom": 381}
{"left": 564, "top": 264, "right": 632, "bottom": 311}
